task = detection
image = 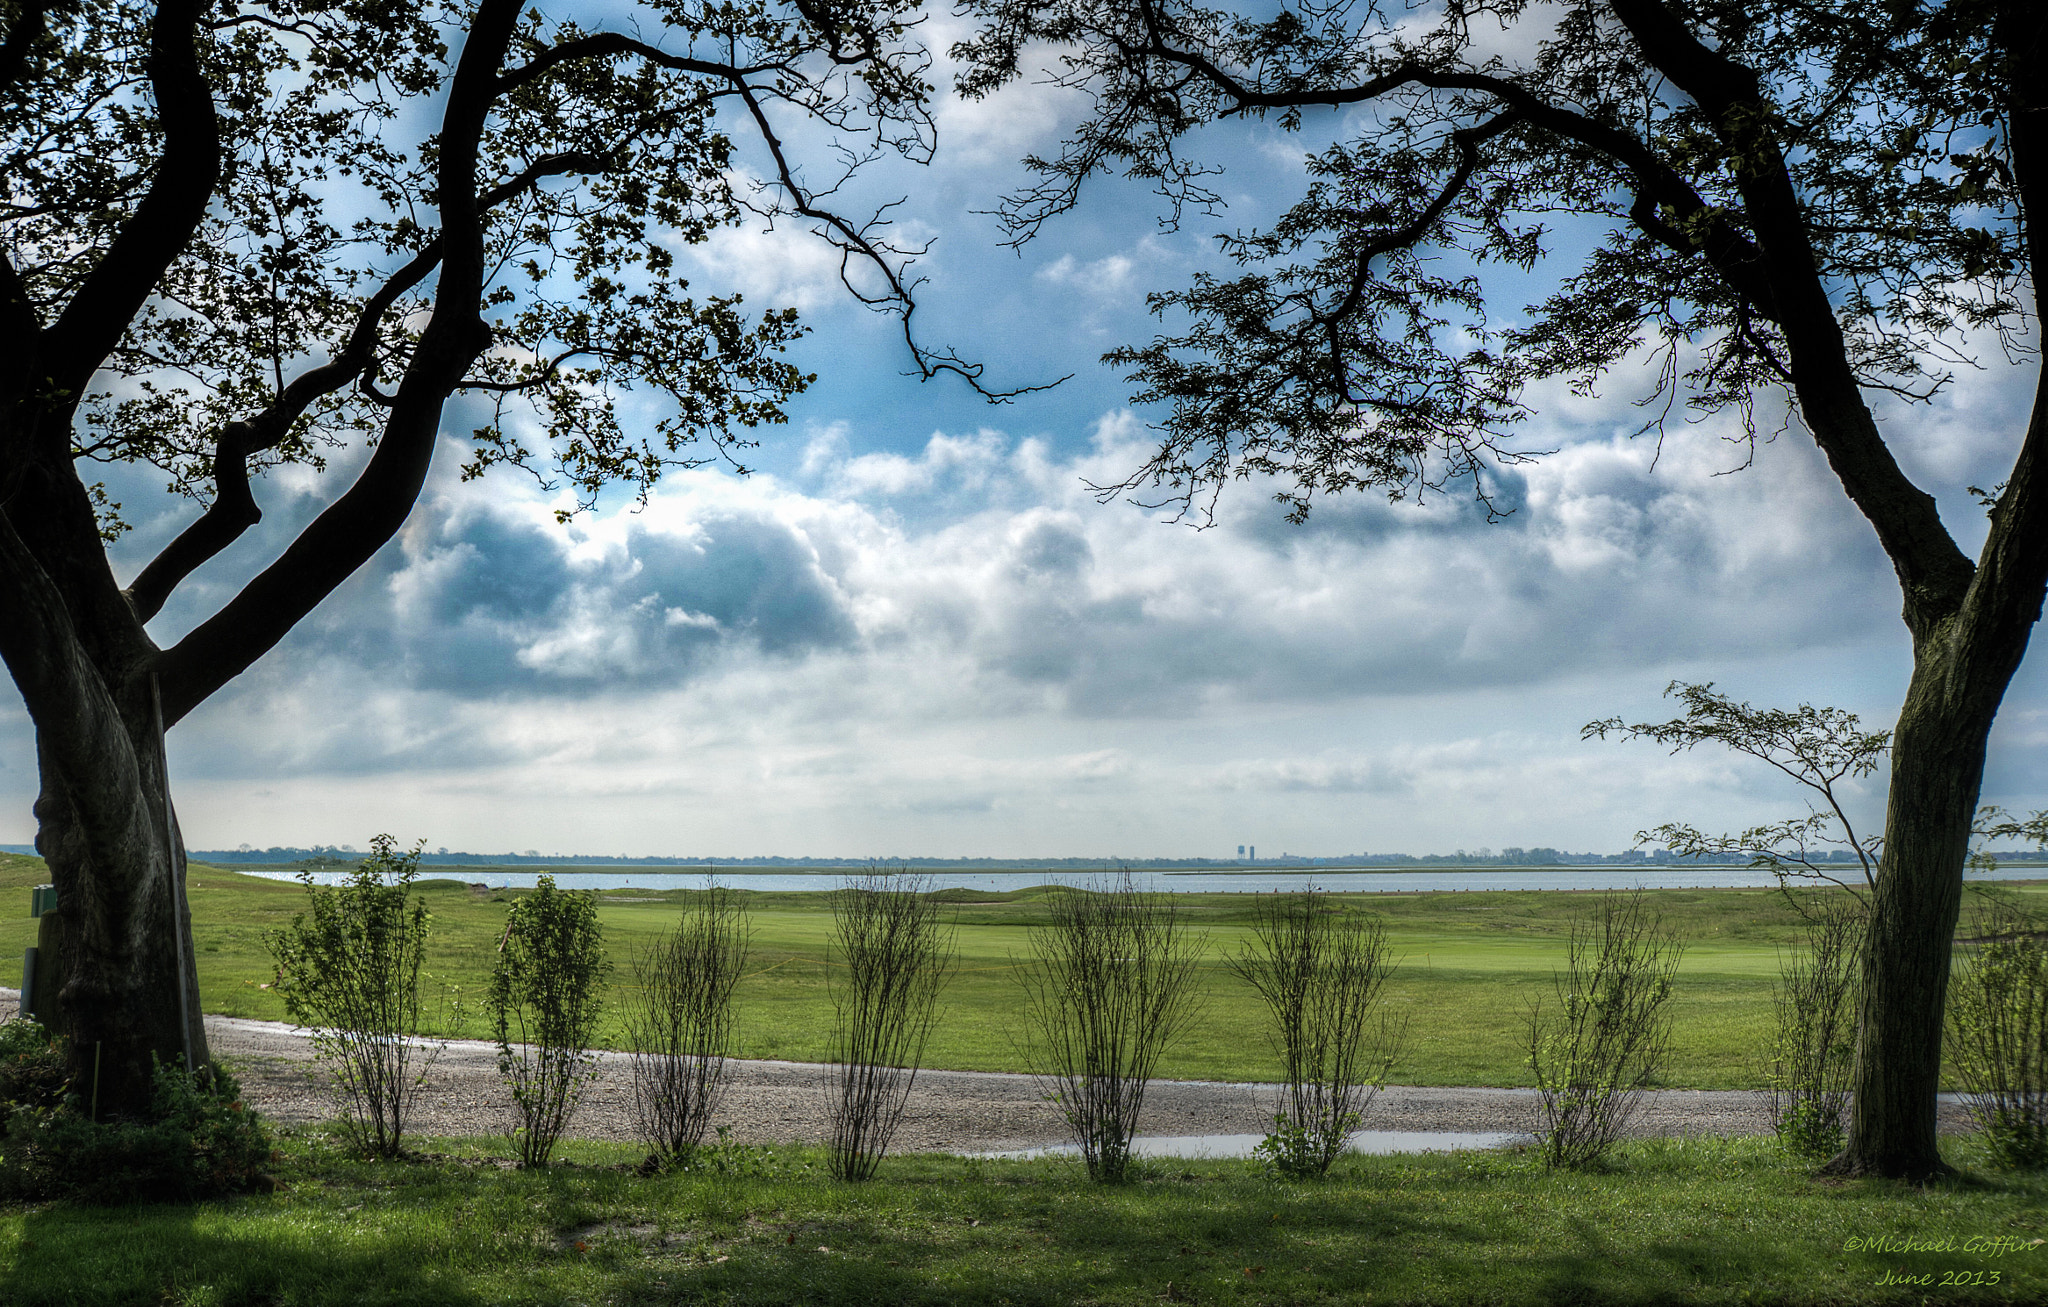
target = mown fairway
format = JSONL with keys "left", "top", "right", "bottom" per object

{"left": 3, "top": 851, "right": 2042, "bottom": 1089}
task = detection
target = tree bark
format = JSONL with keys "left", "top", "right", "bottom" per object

{"left": 1827, "top": 644, "right": 2002, "bottom": 1178}
{"left": 30, "top": 698, "right": 209, "bottom": 1117}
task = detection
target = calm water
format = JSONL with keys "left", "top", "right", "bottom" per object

{"left": 237, "top": 865, "right": 2047, "bottom": 894}
{"left": 977, "top": 1130, "right": 1530, "bottom": 1161}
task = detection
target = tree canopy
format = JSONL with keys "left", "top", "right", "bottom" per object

{"left": 950, "top": 0, "right": 2047, "bottom": 1178}
{"left": 0, "top": 0, "right": 997, "bottom": 1116}
{"left": 954, "top": 0, "right": 2032, "bottom": 531}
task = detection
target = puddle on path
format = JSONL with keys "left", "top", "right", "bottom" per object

{"left": 976, "top": 1130, "right": 1530, "bottom": 1161}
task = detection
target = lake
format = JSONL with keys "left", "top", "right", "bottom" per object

{"left": 233, "top": 864, "right": 2048, "bottom": 894}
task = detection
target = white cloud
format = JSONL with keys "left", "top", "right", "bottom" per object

{"left": 677, "top": 207, "right": 855, "bottom": 312}
{"left": 935, "top": 70, "right": 1089, "bottom": 169}
{"left": 93, "top": 391, "right": 1974, "bottom": 854}
{"left": 829, "top": 429, "right": 1008, "bottom": 497}
{"left": 1036, "top": 252, "right": 1136, "bottom": 295}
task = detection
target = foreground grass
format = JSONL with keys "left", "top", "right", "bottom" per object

{"left": 1, "top": 1132, "right": 2045, "bottom": 1305}
{"left": 3, "top": 851, "right": 2045, "bottom": 1087}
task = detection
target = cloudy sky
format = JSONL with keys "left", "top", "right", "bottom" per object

{"left": 3, "top": 7, "right": 2042, "bottom": 859}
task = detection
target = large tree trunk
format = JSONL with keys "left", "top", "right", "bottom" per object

{"left": 1826, "top": 667, "right": 1988, "bottom": 1177}
{"left": 1, "top": 467, "right": 211, "bottom": 1120}
{"left": 31, "top": 701, "right": 209, "bottom": 1118}
{"left": 1826, "top": 504, "right": 2044, "bottom": 1178}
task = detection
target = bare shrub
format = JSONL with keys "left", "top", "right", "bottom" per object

{"left": 626, "top": 883, "right": 750, "bottom": 1169}
{"left": 266, "top": 835, "right": 438, "bottom": 1158}
{"left": 1232, "top": 887, "right": 1405, "bottom": 1177}
{"left": 1947, "top": 890, "right": 2048, "bottom": 1169}
{"left": 1527, "top": 891, "right": 1685, "bottom": 1170}
{"left": 825, "top": 869, "right": 953, "bottom": 1181}
{"left": 490, "top": 876, "right": 609, "bottom": 1168}
{"left": 1764, "top": 894, "right": 1863, "bottom": 1159}
{"left": 1019, "top": 871, "right": 1205, "bottom": 1183}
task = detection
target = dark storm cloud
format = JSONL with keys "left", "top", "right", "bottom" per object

{"left": 628, "top": 519, "right": 858, "bottom": 656}
{"left": 389, "top": 501, "right": 857, "bottom": 692}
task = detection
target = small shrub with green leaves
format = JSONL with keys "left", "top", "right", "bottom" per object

{"left": 1019, "top": 870, "right": 1204, "bottom": 1184}
{"left": 491, "top": 875, "right": 610, "bottom": 1168}
{"left": 0, "top": 1060, "right": 273, "bottom": 1204}
{"left": 1947, "top": 890, "right": 2048, "bottom": 1169}
{"left": 267, "top": 834, "right": 438, "bottom": 1158}
{"left": 1232, "top": 888, "right": 1404, "bottom": 1179}
{"left": 1527, "top": 891, "right": 1685, "bottom": 1170}
{"left": 1763, "top": 894, "right": 1862, "bottom": 1159}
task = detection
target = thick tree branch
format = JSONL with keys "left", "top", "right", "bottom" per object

{"left": 40, "top": 0, "right": 220, "bottom": 425}
{"left": 1952, "top": 351, "right": 2048, "bottom": 699}
{"left": 0, "top": 250, "right": 41, "bottom": 500}
{"left": 1317, "top": 113, "right": 1514, "bottom": 404}
{"left": 1123, "top": 2, "right": 1977, "bottom": 621}
{"left": 125, "top": 152, "right": 607, "bottom": 623}
{"left": 497, "top": 31, "right": 780, "bottom": 97}
{"left": 1111, "top": 30, "right": 1785, "bottom": 316}
{"left": 509, "top": 31, "right": 1039, "bottom": 398}
{"left": 154, "top": 0, "right": 527, "bottom": 723}
{"left": 0, "top": 0, "right": 57, "bottom": 91}
{"left": 1606, "top": 0, "right": 1976, "bottom": 622}
{"left": 734, "top": 81, "right": 1062, "bottom": 399}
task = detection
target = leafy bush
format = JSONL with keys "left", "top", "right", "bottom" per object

{"left": 825, "top": 869, "right": 952, "bottom": 1182}
{"left": 1527, "top": 891, "right": 1685, "bottom": 1170}
{"left": 1019, "top": 870, "right": 1204, "bottom": 1184}
{"left": 267, "top": 835, "right": 439, "bottom": 1158}
{"left": 1947, "top": 891, "right": 2048, "bottom": 1169}
{"left": 0, "top": 1019, "right": 69, "bottom": 1131}
{"left": 1232, "top": 888, "right": 1404, "bottom": 1178}
{"left": 491, "top": 875, "right": 609, "bottom": 1168}
{"left": 627, "top": 883, "right": 750, "bottom": 1168}
{"left": 1764, "top": 895, "right": 1862, "bottom": 1159}
{"left": 0, "top": 1060, "right": 273, "bottom": 1204}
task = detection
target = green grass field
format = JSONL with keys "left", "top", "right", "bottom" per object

{"left": 2, "top": 850, "right": 2043, "bottom": 1089}
{"left": 2, "top": 1131, "right": 2045, "bottom": 1305}
{"left": 5, "top": 850, "right": 2048, "bottom": 1305}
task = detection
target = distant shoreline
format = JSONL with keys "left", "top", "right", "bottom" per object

{"left": 201, "top": 860, "right": 2048, "bottom": 877}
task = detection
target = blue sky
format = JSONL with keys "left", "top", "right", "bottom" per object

{"left": 2, "top": 5, "right": 2041, "bottom": 859}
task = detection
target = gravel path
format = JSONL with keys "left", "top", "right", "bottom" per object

{"left": 4, "top": 996, "right": 1973, "bottom": 1153}
{"left": 202, "top": 1014, "right": 1797, "bottom": 1153}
